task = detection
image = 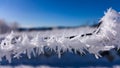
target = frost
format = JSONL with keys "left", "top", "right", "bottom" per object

{"left": 0, "top": 8, "right": 120, "bottom": 63}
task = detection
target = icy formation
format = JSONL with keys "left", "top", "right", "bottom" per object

{"left": 0, "top": 8, "right": 120, "bottom": 63}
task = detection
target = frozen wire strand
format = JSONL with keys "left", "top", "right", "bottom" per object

{"left": 0, "top": 8, "right": 119, "bottom": 62}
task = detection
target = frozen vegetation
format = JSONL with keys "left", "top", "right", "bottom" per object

{"left": 0, "top": 8, "right": 120, "bottom": 67}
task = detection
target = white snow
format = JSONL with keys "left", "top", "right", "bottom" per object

{"left": 1, "top": 65, "right": 120, "bottom": 68}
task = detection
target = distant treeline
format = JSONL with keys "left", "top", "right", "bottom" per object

{"left": 17, "top": 24, "right": 98, "bottom": 32}
{"left": 0, "top": 19, "right": 99, "bottom": 33}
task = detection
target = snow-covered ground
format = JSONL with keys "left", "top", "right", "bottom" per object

{"left": 1, "top": 65, "right": 120, "bottom": 68}
{"left": 0, "top": 8, "right": 120, "bottom": 67}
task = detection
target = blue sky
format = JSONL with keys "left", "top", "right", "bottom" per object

{"left": 0, "top": 0, "right": 120, "bottom": 27}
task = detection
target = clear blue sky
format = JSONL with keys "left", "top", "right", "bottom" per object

{"left": 0, "top": 0, "right": 120, "bottom": 27}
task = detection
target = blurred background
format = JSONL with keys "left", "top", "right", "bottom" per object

{"left": 0, "top": 0, "right": 120, "bottom": 34}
